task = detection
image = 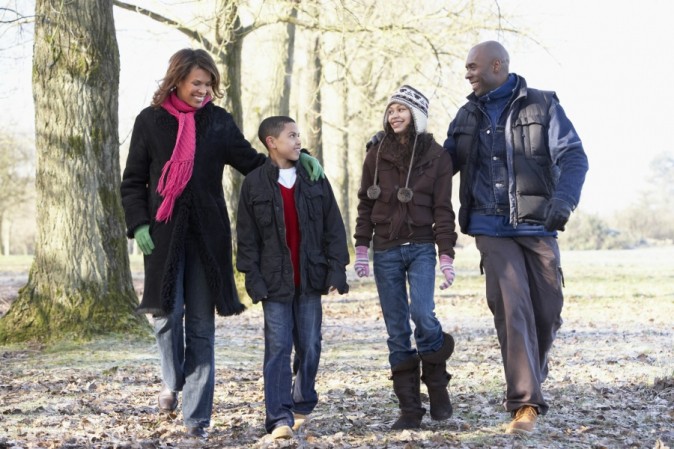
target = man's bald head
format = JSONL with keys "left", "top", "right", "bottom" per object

{"left": 465, "top": 41, "right": 510, "bottom": 96}
{"left": 474, "top": 41, "right": 510, "bottom": 72}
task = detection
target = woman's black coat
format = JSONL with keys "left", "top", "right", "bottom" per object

{"left": 121, "top": 102, "right": 266, "bottom": 316}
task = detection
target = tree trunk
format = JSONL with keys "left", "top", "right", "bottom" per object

{"left": 305, "top": 35, "right": 323, "bottom": 164}
{"left": 0, "top": 0, "right": 149, "bottom": 343}
{"left": 217, "top": 3, "right": 245, "bottom": 251}
{"left": 1, "top": 213, "right": 10, "bottom": 256}
{"left": 279, "top": 0, "right": 299, "bottom": 117}
{"left": 340, "top": 79, "right": 351, "bottom": 242}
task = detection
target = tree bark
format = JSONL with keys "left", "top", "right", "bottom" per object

{"left": 305, "top": 35, "right": 323, "bottom": 163}
{"left": 1, "top": 213, "right": 9, "bottom": 256}
{"left": 279, "top": 0, "right": 299, "bottom": 117}
{"left": 0, "top": 0, "right": 149, "bottom": 343}
{"left": 216, "top": 0, "right": 245, "bottom": 250}
{"left": 339, "top": 79, "right": 351, "bottom": 242}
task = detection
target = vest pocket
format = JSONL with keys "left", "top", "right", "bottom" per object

{"left": 514, "top": 114, "right": 548, "bottom": 162}
{"left": 517, "top": 194, "right": 547, "bottom": 222}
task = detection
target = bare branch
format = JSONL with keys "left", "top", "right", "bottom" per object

{"left": 112, "top": 0, "right": 219, "bottom": 54}
{"left": 0, "top": 7, "right": 34, "bottom": 25}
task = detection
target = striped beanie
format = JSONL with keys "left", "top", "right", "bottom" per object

{"left": 383, "top": 85, "right": 429, "bottom": 134}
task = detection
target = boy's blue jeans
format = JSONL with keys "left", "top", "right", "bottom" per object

{"left": 153, "top": 238, "right": 215, "bottom": 428}
{"left": 262, "top": 293, "right": 322, "bottom": 433}
{"left": 373, "top": 243, "right": 444, "bottom": 368}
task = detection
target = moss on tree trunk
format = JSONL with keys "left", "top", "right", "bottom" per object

{"left": 0, "top": 279, "right": 149, "bottom": 342}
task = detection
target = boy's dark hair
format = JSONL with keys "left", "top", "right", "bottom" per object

{"left": 258, "top": 116, "right": 296, "bottom": 149}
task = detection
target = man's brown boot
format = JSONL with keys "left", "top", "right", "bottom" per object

{"left": 505, "top": 405, "right": 538, "bottom": 434}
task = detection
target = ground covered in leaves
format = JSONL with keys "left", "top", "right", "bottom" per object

{"left": 1, "top": 247, "right": 673, "bottom": 448}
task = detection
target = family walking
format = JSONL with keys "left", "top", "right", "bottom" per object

{"left": 120, "top": 39, "right": 588, "bottom": 440}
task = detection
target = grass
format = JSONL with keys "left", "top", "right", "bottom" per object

{"left": 0, "top": 254, "right": 146, "bottom": 273}
{"left": 0, "top": 246, "right": 672, "bottom": 448}
{"left": 0, "top": 255, "right": 33, "bottom": 272}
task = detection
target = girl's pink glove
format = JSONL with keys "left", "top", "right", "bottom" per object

{"left": 439, "top": 254, "right": 455, "bottom": 290}
{"left": 354, "top": 245, "right": 370, "bottom": 278}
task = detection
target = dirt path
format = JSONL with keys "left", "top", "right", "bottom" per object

{"left": 1, "top": 249, "right": 673, "bottom": 448}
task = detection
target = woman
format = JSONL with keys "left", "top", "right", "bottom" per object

{"left": 353, "top": 85, "right": 458, "bottom": 430}
{"left": 120, "top": 48, "right": 322, "bottom": 438}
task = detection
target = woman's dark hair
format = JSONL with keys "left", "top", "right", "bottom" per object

{"left": 151, "top": 48, "right": 223, "bottom": 107}
{"left": 385, "top": 119, "right": 417, "bottom": 148}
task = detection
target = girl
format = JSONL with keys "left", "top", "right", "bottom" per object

{"left": 353, "top": 85, "right": 458, "bottom": 429}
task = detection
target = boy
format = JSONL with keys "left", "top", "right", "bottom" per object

{"left": 236, "top": 116, "right": 350, "bottom": 440}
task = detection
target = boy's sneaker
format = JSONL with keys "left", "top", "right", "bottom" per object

{"left": 186, "top": 426, "right": 207, "bottom": 438}
{"left": 506, "top": 405, "right": 538, "bottom": 434}
{"left": 158, "top": 387, "right": 178, "bottom": 412}
{"left": 292, "top": 413, "right": 309, "bottom": 431}
{"left": 271, "top": 425, "right": 293, "bottom": 440}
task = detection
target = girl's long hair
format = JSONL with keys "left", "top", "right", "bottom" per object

{"left": 151, "top": 48, "right": 224, "bottom": 107}
{"left": 385, "top": 120, "right": 417, "bottom": 148}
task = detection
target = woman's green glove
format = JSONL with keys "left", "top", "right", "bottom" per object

{"left": 299, "top": 151, "right": 325, "bottom": 181}
{"left": 134, "top": 224, "right": 155, "bottom": 255}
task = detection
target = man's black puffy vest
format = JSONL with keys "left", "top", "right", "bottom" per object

{"left": 450, "top": 88, "right": 558, "bottom": 232}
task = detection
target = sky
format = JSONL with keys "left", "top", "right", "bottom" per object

{"left": 1, "top": 0, "right": 672, "bottom": 217}
{"left": 496, "top": 0, "right": 674, "bottom": 216}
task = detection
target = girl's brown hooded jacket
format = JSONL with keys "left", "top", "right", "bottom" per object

{"left": 354, "top": 133, "right": 457, "bottom": 258}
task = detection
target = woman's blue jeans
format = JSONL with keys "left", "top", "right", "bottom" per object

{"left": 262, "top": 293, "right": 322, "bottom": 433}
{"left": 373, "top": 243, "right": 444, "bottom": 368}
{"left": 153, "top": 239, "right": 215, "bottom": 428}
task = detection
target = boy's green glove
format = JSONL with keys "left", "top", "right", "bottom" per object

{"left": 299, "top": 151, "right": 325, "bottom": 181}
{"left": 134, "top": 224, "right": 155, "bottom": 255}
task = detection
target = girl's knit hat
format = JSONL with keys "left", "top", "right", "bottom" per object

{"left": 383, "top": 85, "right": 429, "bottom": 134}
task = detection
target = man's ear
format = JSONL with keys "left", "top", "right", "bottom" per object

{"left": 265, "top": 135, "right": 275, "bottom": 149}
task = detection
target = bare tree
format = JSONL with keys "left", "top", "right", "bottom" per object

{"left": 113, "top": 0, "right": 513, "bottom": 253}
{"left": 0, "top": 0, "right": 149, "bottom": 343}
{"left": 303, "top": 34, "right": 323, "bottom": 163}
{"left": 279, "top": 0, "right": 299, "bottom": 116}
{"left": 285, "top": 1, "right": 512, "bottom": 246}
{"left": 0, "top": 133, "right": 33, "bottom": 255}
{"left": 114, "top": 0, "right": 261, "bottom": 247}
{"left": 614, "top": 152, "right": 674, "bottom": 242}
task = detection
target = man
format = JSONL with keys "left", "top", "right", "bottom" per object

{"left": 443, "top": 41, "right": 588, "bottom": 434}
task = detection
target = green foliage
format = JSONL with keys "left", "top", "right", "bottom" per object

{"left": 647, "top": 152, "right": 674, "bottom": 201}
{"left": 561, "top": 151, "right": 674, "bottom": 250}
{"left": 559, "top": 211, "right": 633, "bottom": 250}
{"left": 609, "top": 151, "right": 674, "bottom": 244}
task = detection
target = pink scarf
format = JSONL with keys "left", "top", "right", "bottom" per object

{"left": 156, "top": 92, "right": 211, "bottom": 222}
